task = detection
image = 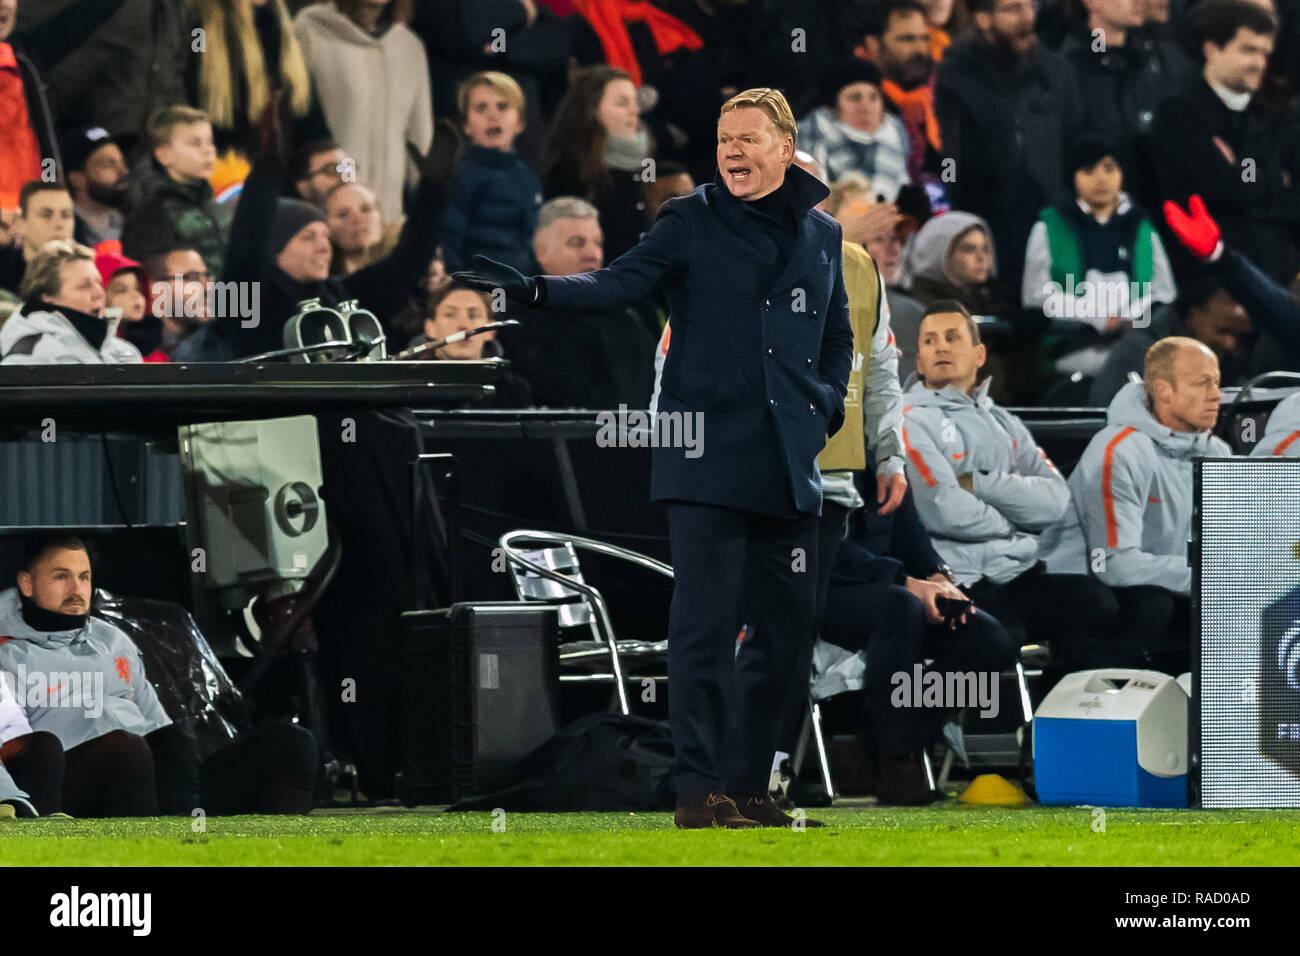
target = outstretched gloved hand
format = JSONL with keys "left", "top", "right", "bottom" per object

{"left": 1163, "top": 195, "right": 1223, "bottom": 262}
{"left": 452, "top": 255, "right": 542, "bottom": 306}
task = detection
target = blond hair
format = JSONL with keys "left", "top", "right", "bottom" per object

{"left": 196, "top": 0, "right": 311, "bottom": 131}
{"left": 719, "top": 88, "right": 797, "bottom": 153}
{"left": 457, "top": 71, "right": 526, "bottom": 120}
{"left": 147, "top": 105, "right": 213, "bottom": 150}
{"left": 19, "top": 240, "right": 96, "bottom": 302}
{"left": 824, "top": 173, "right": 872, "bottom": 216}
{"left": 1143, "top": 335, "right": 1213, "bottom": 396}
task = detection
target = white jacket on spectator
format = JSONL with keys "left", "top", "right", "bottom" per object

{"left": 0, "top": 588, "right": 171, "bottom": 751}
{"left": 1039, "top": 381, "right": 1230, "bottom": 595}
{"left": 0, "top": 305, "right": 142, "bottom": 364}
{"left": 1251, "top": 392, "right": 1300, "bottom": 457}
{"left": 901, "top": 375, "right": 1069, "bottom": 586}
{"left": 294, "top": 2, "right": 434, "bottom": 222}
{"left": 0, "top": 662, "right": 33, "bottom": 745}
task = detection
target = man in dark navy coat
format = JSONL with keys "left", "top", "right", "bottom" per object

{"left": 455, "top": 88, "right": 854, "bottom": 829}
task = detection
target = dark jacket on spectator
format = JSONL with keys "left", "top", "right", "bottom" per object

{"left": 544, "top": 156, "right": 649, "bottom": 265}
{"left": 1059, "top": 27, "right": 1189, "bottom": 207}
{"left": 121, "top": 172, "right": 227, "bottom": 279}
{"left": 934, "top": 35, "right": 1082, "bottom": 301}
{"left": 1151, "top": 77, "right": 1300, "bottom": 286}
{"left": 19, "top": 0, "right": 189, "bottom": 151}
{"left": 8, "top": 0, "right": 125, "bottom": 174}
{"left": 441, "top": 145, "right": 543, "bottom": 274}
{"left": 213, "top": 156, "right": 447, "bottom": 357}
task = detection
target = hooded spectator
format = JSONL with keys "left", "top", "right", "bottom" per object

{"left": 797, "top": 59, "right": 911, "bottom": 201}
{"left": 293, "top": 0, "right": 433, "bottom": 221}
{"left": 1, "top": 240, "right": 141, "bottom": 363}
{"left": 905, "top": 210, "right": 1004, "bottom": 315}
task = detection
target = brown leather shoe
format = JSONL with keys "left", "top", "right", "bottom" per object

{"left": 875, "top": 754, "right": 944, "bottom": 806}
{"left": 740, "top": 795, "right": 825, "bottom": 828}
{"left": 674, "top": 792, "right": 761, "bottom": 829}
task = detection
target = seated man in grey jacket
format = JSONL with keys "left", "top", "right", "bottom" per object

{"left": 901, "top": 300, "right": 1120, "bottom": 666}
{"left": 0, "top": 532, "right": 316, "bottom": 817}
{"left": 1040, "top": 337, "right": 1231, "bottom": 672}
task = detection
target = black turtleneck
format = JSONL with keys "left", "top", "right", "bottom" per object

{"left": 20, "top": 592, "right": 89, "bottom": 632}
{"left": 745, "top": 178, "right": 797, "bottom": 234}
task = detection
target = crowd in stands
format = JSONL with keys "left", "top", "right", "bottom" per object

{"left": 0, "top": 0, "right": 1298, "bottom": 811}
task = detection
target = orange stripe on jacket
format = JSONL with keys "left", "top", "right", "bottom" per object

{"left": 1272, "top": 431, "right": 1300, "bottom": 456}
{"left": 1102, "top": 427, "right": 1138, "bottom": 548}
{"left": 901, "top": 406, "right": 938, "bottom": 487}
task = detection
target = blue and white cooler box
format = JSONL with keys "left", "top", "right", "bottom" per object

{"left": 1033, "top": 669, "right": 1188, "bottom": 807}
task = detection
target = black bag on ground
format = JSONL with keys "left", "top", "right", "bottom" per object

{"left": 446, "top": 712, "right": 675, "bottom": 812}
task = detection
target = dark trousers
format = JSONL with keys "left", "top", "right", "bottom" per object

{"left": 0, "top": 730, "right": 65, "bottom": 815}
{"left": 822, "top": 584, "right": 1016, "bottom": 756}
{"left": 774, "top": 500, "right": 850, "bottom": 755}
{"left": 965, "top": 566, "right": 1121, "bottom": 668}
{"left": 665, "top": 501, "right": 820, "bottom": 801}
{"left": 1109, "top": 586, "right": 1192, "bottom": 675}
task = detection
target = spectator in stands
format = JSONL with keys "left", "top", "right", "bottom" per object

{"left": 187, "top": 0, "right": 328, "bottom": 158}
{"left": 861, "top": 0, "right": 943, "bottom": 188}
{"left": 934, "top": 0, "right": 1082, "bottom": 300}
{"left": 294, "top": 0, "right": 433, "bottom": 222}
{"left": 905, "top": 211, "right": 1004, "bottom": 315}
{"left": 815, "top": 461, "right": 1016, "bottom": 804}
{"left": 0, "top": 0, "right": 124, "bottom": 199}
{"left": 542, "top": 65, "right": 653, "bottom": 264}
{"left": 1058, "top": 0, "right": 1188, "bottom": 202}
{"left": 121, "top": 106, "right": 226, "bottom": 278}
{"left": 1023, "top": 136, "right": 1176, "bottom": 378}
{"left": 502, "top": 196, "right": 656, "bottom": 409}
{"left": 1, "top": 658, "right": 62, "bottom": 817}
{"left": 440, "top": 71, "right": 543, "bottom": 275}
{"left": 922, "top": 0, "right": 967, "bottom": 61}
{"left": 213, "top": 100, "right": 455, "bottom": 358}
{"left": 901, "top": 301, "right": 1122, "bottom": 665}
{"left": 1252, "top": 391, "right": 1300, "bottom": 456}
{"left": 1, "top": 240, "right": 142, "bottom": 363}
{"left": 63, "top": 127, "right": 128, "bottom": 249}
{"left": 325, "top": 181, "right": 399, "bottom": 276}
{"left": 1089, "top": 272, "right": 1250, "bottom": 403}
{"left": 94, "top": 241, "right": 147, "bottom": 324}
{"left": 287, "top": 139, "right": 355, "bottom": 207}
{"left": 0, "top": 532, "right": 318, "bottom": 816}
{"left": 0, "top": 181, "right": 75, "bottom": 294}
{"left": 140, "top": 246, "right": 225, "bottom": 362}
{"left": 1151, "top": 0, "right": 1299, "bottom": 285}
{"left": 1040, "top": 338, "right": 1230, "bottom": 671}
{"left": 797, "top": 60, "right": 911, "bottom": 201}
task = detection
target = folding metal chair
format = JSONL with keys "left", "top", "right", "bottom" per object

{"left": 497, "top": 529, "right": 671, "bottom": 715}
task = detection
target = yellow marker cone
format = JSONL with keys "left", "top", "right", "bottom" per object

{"left": 958, "top": 773, "right": 1028, "bottom": 807}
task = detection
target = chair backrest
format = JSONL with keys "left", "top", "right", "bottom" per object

{"left": 506, "top": 543, "right": 593, "bottom": 630}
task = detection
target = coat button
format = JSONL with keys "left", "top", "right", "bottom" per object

{"left": 809, "top": 403, "right": 816, "bottom": 413}
{"left": 766, "top": 347, "right": 773, "bottom": 356}
{"left": 765, "top": 299, "right": 771, "bottom": 307}
{"left": 769, "top": 398, "right": 777, "bottom": 407}
{"left": 806, "top": 358, "right": 813, "bottom": 367}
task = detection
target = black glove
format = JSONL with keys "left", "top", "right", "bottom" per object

{"left": 452, "top": 255, "right": 543, "bottom": 306}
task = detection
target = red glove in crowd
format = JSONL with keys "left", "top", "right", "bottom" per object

{"left": 1163, "top": 195, "right": 1224, "bottom": 262}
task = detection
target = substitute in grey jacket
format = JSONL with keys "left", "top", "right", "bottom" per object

{"left": 0, "top": 588, "right": 171, "bottom": 751}
{"left": 901, "top": 376, "right": 1070, "bottom": 586}
{"left": 0, "top": 302, "right": 141, "bottom": 364}
{"left": 1040, "top": 381, "right": 1231, "bottom": 594}
{"left": 1251, "top": 392, "right": 1300, "bottom": 458}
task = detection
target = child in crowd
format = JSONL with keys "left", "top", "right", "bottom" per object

{"left": 441, "top": 71, "right": 543, "bottom": 274}
{"left": 121, "top": 106, "right": 226, "bottom": 277}
{"left": 94, "top": 241, "right": 148, "bottom": 322}
{"left": 1022, "top": 136, "right": 1176, "bottom": 376}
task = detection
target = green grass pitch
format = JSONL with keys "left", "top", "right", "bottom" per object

{"left": 3, "top": 803, "right": 1299, "bottom": 866}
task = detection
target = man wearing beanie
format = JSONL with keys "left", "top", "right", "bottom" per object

{"left": 63, "top": 127, "right": 130, "bottom": 249}
{"left": 1022, "top": 135, "right": 1175, "bottom": 379}
{"left": 796, "top": 59, "right": 911, "bottom": 201}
